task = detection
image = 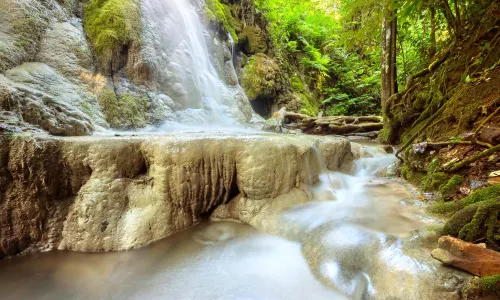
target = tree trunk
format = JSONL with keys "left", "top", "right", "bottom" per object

{"left": 453, "top": 0, "right": 462, "bottom": 39}
{"left": 439, "top": 0, "right": 460, "bottom": 41}
{"left": 381, "top": 0, "right": 398, "bottom": 108}
{"left": 430, "top": 6, "right": 437, "bottom": 58}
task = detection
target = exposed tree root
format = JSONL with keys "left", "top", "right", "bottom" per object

{"left": 395, "top": 103, "right": 448, "bottom": 161}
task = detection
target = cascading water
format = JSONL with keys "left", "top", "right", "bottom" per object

{"left": 140, "top": 0, "right": 253, "bottom": 128}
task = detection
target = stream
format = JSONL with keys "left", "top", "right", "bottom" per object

{"left": 0, "top": 142, "right": 469, "bottom": 299}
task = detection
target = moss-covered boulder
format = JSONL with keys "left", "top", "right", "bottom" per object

{"left": 241, "top": 53, "right": 283, "bottom": 101}
{"left": 83, "top": 0, "right": 141, "bottom": 72}
{"left": 239, "top": 26, "right": 267, "bottom": 55}
{"left": 430, "top": 185, "right": 500, "bottom": 250}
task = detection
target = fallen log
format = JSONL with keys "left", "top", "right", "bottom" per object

{"left": 327, "top": 123, "right": 383, "bottom": 135}
{"left": 431, "top": 236, "right": 500, "bottom": 277}
{"left": 284, "top": 112, "right": 310, "bottom": 122}
{"left": 266, "top": 110, "right": 383, "bottom": 136}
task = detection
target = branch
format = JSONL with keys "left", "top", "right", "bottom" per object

{"left": 473, "top": 106, "right": 500, "bottom": 139}
{"left": 446, "top": 143, "right": 500, "bottom": 172}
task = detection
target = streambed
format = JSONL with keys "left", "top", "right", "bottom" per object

{"left": 0, "top": 143, "right": 469, "bottom": 299}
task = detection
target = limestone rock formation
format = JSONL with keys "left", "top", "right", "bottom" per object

{"left": 0, "top": 134, "right": 352, "bottom": 257}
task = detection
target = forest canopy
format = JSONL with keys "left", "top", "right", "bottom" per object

{"left": 249, "top": 0, "right": 495, "bottom": 117}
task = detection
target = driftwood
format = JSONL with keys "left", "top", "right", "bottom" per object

{"left": 431, "top": 236, "right": 500, "bottom": 277}
{"left": 282, "top": 112, "right": 383, "bottom": 136}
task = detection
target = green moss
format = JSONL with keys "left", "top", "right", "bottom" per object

{"left": 97, "top": 88, "right": 148, "bottom": 128}
{"left": 413, "top": 90, "right": 429, "bottom": 111}
{"left": 419, "top": 158, "right": 447, "bottom": 192}
{"left": 241, "top": 53, "right": 280, "bottom": 101}
{"left": 464, "top": 275, "right": 500, "bottom": 298}
{"left": 84, "top": 0, "right": 141, "bottom": 67}
{"left": 479, "top": 275, "right": 500, "bottom": 292}
{"left": 400, "top": 163, "right": 425, "bottom": 186}
{"left": 458, "top": 203, "right": 491, "bottom": 241}
{"left": 204, "top": 0, "right": 238, "bottom": 41}
{"left": 430, "top": 185, "right": 500, "bottom": 214}
{"left": 421, "top": 172, "right": 448, "bottom": 192}
{"left": 439, "top": 175, "right": 464, "bottom": 200}
{"left": 239, "top": 26, "right": 267, "bottom": 54}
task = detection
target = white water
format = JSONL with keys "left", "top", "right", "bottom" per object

{"left": 140, "top": 0, "right": 253, "bottom": 128}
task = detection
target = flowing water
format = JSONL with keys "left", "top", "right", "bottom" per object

{"left": 0, "top": 143, "right": 468, "bottom": 299}
{"left": 140, "top": 0, "right": 252, "bottom": 127}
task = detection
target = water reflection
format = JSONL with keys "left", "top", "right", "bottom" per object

{"left": 0, "top": 222, "right": 345, "bottom": 300}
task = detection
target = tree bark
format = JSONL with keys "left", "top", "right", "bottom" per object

{"left": 381, "top": 0, "right": 398, "bottom": 108}
{"left": 430, "top": 6, "right": 437, "bottom": 58}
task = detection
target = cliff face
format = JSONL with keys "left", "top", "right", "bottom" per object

{"left": 0, "top": 0, "right": 256, "bottom": 136}
{"left": 0, "top": 134, "right": 352, "bottom": 257}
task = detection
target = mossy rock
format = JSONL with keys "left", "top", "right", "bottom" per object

{"left": 400, "top": 163, "right": 425, "bottom": 186}
{"left": 98, "top": 88, "right": 149, "bottom": 129}
{"left": 415, "top": 157, "right": 448, "bottom": 192}
{"left": 204, "top": 0, "right": 238, "bottom": 41}
{"left": 430, "top": 185, "right": 500, "bottom": 214}
{"left": 435, "top": 185, "right": 500, "bottom": 250}
{"left": 463, "top": 275, "right": 500, "bottom": 299}
{"left": 83, "top": 0, "right": 141, "bottom": 70}
{"left": 241, "top": 53, "right": 282, "bottom": 101}
{"left": 439, "top": 175, "right": 464, "bottom": 200}
{"left": 239, "top": 26, "right": 267, "bottom": 54}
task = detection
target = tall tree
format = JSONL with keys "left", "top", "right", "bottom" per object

{"left": 381, "top": 0, "right": 397, "bottom": 107}
{"left": 429, "top": 5, "right": 437, "bottom": 58}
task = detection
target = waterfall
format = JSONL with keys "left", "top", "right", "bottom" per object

{"left": 140, "top": 0, "right": 252, "bottom": 128}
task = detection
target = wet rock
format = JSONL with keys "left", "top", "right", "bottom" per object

{"left": 383, "top": 145, "right": 394, "bottom": 154}
{"left": 0, "top": 0, "right": 72, "bottom": 72}
{"left": 431, "top": 236, "right": 500, "bottom": 277}
{"left": 36, "top": 21, "right": 93, "bottom": 78}
{"left": 0, "top": 64, "right": 98, "bottom": 136}
{"left": 0, "top": 134, "right": 352, "bottom": 256}
{"left": 224, "top": 61, "right": 239, "bottom": 86}
{"left": 263, "top": 107, "right": 286, "bottom": 132}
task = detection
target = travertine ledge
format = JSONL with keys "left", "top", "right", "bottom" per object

{"left": 0, "top": 133, "right": 352, "bottom": 257}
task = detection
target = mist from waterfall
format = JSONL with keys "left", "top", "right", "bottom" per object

{"left": 140, "top": 0, "right": 253, "bottom": 129}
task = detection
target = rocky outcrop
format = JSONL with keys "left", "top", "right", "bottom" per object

{"left": 0, "top": 0, "right": 257, "bottom": 135}
{"left": 240, "top": 53, "right": 300, "bottom": 117}
{"left": 0, "top": 134, "right": 352, "bottom": 257}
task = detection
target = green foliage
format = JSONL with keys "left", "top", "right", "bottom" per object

{"left": 98, "top": 88, "right": 149, "bottom": 128}
{"left": 205, "top": 0, "right": 238, "bottom": 41}
{"left": 84, "top": 0, "right": 141, "bottom": 67}
{"left": 254, "top": 0, "right": 381, "bottom": 116}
